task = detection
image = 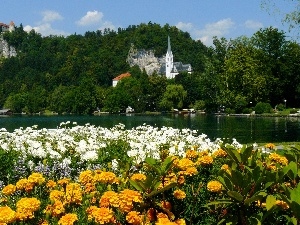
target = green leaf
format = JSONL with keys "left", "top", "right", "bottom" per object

{"left": 266, "top": 195, "right": 276, "bottom": 211}
{"left": 145, "top": 182, "right": 177, "bottom": 198}
{"left": 207, "top": 200, "right": 233, "bottom": 206}
{"left": 244, "top": 191, "right": 267, "bottom": 205}
{"left": 161, "top": 157, "right": 174, "bottom": 174}
{"left": 227, "top": 191, "right": 244, "bottom": 202}
{"left": 241, "top": 145, "right": 253, "bottom": 163}
{"left": 129, "top": 179, "right": 144, "bottom": 192}
{"left": 224, "top": 147, "right": 241, "bottom": 164}
{"left": 283, "top": 161, "right": 298, "bottom": 180}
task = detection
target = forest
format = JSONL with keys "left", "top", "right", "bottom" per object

{"left": 0, "top": 22, "right": 299, "bottom": 114}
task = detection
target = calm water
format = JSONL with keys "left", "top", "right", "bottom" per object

{"left": 1, "top": 114, "right": 300, "bottom": 143}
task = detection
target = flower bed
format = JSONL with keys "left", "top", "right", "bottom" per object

{"left": 0, "top": 122, "right": 299, "bottom": 224}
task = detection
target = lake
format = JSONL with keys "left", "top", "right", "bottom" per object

{"left": 0, "top": 113, "right": 300, "bottom": 143}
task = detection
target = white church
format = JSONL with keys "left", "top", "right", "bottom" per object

{"left": 160, "top": 36, "right": 192, "bottom": 79}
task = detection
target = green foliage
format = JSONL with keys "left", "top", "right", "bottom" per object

{"left": 1, "top": 22, "right": 300, "bottom": 113}
{"left": 254, "top": 102, "right": 273, "bottom": 114}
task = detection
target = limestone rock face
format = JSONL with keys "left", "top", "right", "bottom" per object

{"left": 126, "top": 44, "right": 162, "bottom": 75}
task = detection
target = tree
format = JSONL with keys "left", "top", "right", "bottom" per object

{"left": 159, "top": 84, "right": 187, "bottom": 111}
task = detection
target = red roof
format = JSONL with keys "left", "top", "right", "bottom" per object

{"left": 113, "top": 72, "right": 131, "bottom": 81}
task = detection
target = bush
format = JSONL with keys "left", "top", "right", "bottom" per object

{"left": 254, "top": 102, "right": 273, "bottom": 114}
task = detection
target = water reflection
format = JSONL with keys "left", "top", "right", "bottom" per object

{"left": 0, "top": 114, "right": 300, "bottom": 143}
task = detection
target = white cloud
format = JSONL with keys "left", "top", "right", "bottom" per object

{"left": 24, "top": 23, "right": 68, "bottom": 36}
{"left": 76, "top": 10, "right": 103, "bottom": 26}
{"left": 41, "top": 10, "right": 63, "bottom": 23}
{"left": 176, "top": 19, "right": 235, "bottom": 46}
{"left": 244, "top": 20, "right": 263, "bottom": 30}
{"left": 23, "top": 10, "right": 67, "bottom": 36}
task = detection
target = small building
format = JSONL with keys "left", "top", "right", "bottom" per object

{"left": 112, "top": 72, "right": 131, "bottom": 87}
{"left": 0, "top": 109, "right": 12, "bottom": 115}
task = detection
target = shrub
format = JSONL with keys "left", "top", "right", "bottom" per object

{"left": 254, "top": 102, "right": 273, "bottom": 114}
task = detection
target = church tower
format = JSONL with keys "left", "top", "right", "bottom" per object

{"left": 165, "top": 36, "right": 173, "bottom": 79}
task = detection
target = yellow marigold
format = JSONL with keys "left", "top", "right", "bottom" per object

{"left": 269, "top": 153, "right": 288, "bottom": 165}
{"left": 185, "top": 149, "right": 198, "bottom": 160}
{"left": 89, "top": 207, "right": 114, "bottom": 224}
{"left": 65, "top": 183, "right": 82, "bottom": 204}
{"left": 0, "top": 206, "right": 16, "bottom": 224}
{"left": 276, "top": 200, "right": 289, "bottom": 210}
{"left": 79, "top": 170, "right": 94, "bottom": 185}
{"left": 94, "top": 171, "right": 119, "bottom": 184}
{"left": 119, "top": 189, "right": 142, "bottom": 212}
{"left": 196, "top": 155, "right": 214, "bottom": 166}
{"left": 183, "top": 166, "right": 198, "bottom": 176}
{"left": 156, "top": 217, "right": 177, "bottom": 225}
{"left": 16, "top": 197, "right": 41, "bottom": 220}
{"left": 213, "top": 148, "right": 227, "bottom": 158}
{"left": 177, "top": 158, "right": 194, "bottom": 170}
{"left": 49, "top": 190, "right": 65, "bottom": 202}
{"left": 2, "top": 184, "right": 16, "bottom": 195}
{"left": 173, "top": 189, "right": 186, "bottom": 200}
{"left": 207, "top": 181, "right": 222, "bottom": 193}
{"left": 175, "top": 218, "right": 186, "bottom": 225}
{"left": 28, "top": 172, "right": 45, "bottom": 185}
{"left": 221, "top": 164, "right": 231, "bottom": 174}
{"left": 44, "top": 200, "right": 65, "bottom": 217}
{"left": 199, "top": 150, "right": 209, "bottom": 157}
{"left": 265, "top": 143, "right": 276, "bottom": 150}
{"left": 24, "top": 182, "right": 35, "bottom": 193}
{"left": 58, "top": 213, "right": 78, "bottom": 225}
{"left": 267, "top": 163, "right": 278, "bottom": 171}
{"left": 46, "top": 180, "right": 57, "bottom": 189}
{"left": 126, "top": 211, "right": 142, "bottom": 225}
{"left": 84, "top": 182, "right": 96, "bottom": 193}
{"left": 16, "top": 178, "right": 29, "bottom": 191}
{"left": 177, "top": 175, "right": 185, "bottom": 185}
{"left": 100, "top": 191, "right": 119, "bottom": 208}
{"left": 130, "top": 173, "right": 147, "bottom": 181}
{"left": 57, "top": 178, "right": 70, "bottom": 186}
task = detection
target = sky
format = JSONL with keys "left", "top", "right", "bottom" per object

{"left": 0, "top": 0, "right": 297, "bottom": 46}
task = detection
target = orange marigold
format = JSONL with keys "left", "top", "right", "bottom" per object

{"left": 177, "top": 158, "right": 194, "bottom": 170}
{"left": 0, "top": 206, "right": 16, "bottom": 224}
{"left": 276, "top": 200, "right": 289, "bottom": 210}
{"left": 173, "top": 189, "right": 186, "bottom": 200}
{"left": 16, "top": 178, "right": 29, "bottom": 191}
{"left": 44, "top": 200, "right": 65, "bottom": 217}
{"left": 207, "top": 181, "right": 222, "bottom": 193}
{"left": 79, "top": 170, "right": 94, "bottom": 185}
{"left": 2, "top": 184, "right": 16, "bottom": 195}
{"left": 213, "top": 148, "right": 227, "bottom": 158}
{"left": 185, "top": 149, "right": 198, "bottom": 160}
{"left": 94, "top": 171, "right": 119, "bottom": 184}
{"left": 126, "top": 211, "right": 142, "bottom": 225}
{"left": 265, "top": 143, "right": 276, "bottom": 150}
{"left": 58, "top": 213, "right": 78, "bottom": 225}
{"left": 196, "top": 155, "right": 213, "bottom": 166}
{"left": 88, "top": 207, "right": 114, "bottom": 224}
{"left": 16, "top": 197, "right": 41, "bottom": 220}
{"left": 28, "top": 172, "right": 45, "bottom": 185}
{"left": 65, "top": 183, "right": 82, "bottom": 204}
{"left": 57, "top": 178, "right": 70, "bottom": 186}
{"left": 130, "top": 173, "right": 147, "bottom": 181}
{"left": 49, "top": 190, "right": 65, "bottom": 202}
{"left": 269, "top": 153, "right": 288, "bottom": 165}
{"left": 183, "top": 166, "right": 198, "bottom": 176}
{"left": 100, "top": 191, "right": 119, "bottom": 208}
{"left": 46, "top": 180, "right": 57, "bottom": 189}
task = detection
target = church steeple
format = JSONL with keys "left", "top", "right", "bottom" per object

{"left": 167, "top": 35, "right": 171, "bottom": 54}
{"left": 165, "top": 36, "right": 173, "bottom": 79}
